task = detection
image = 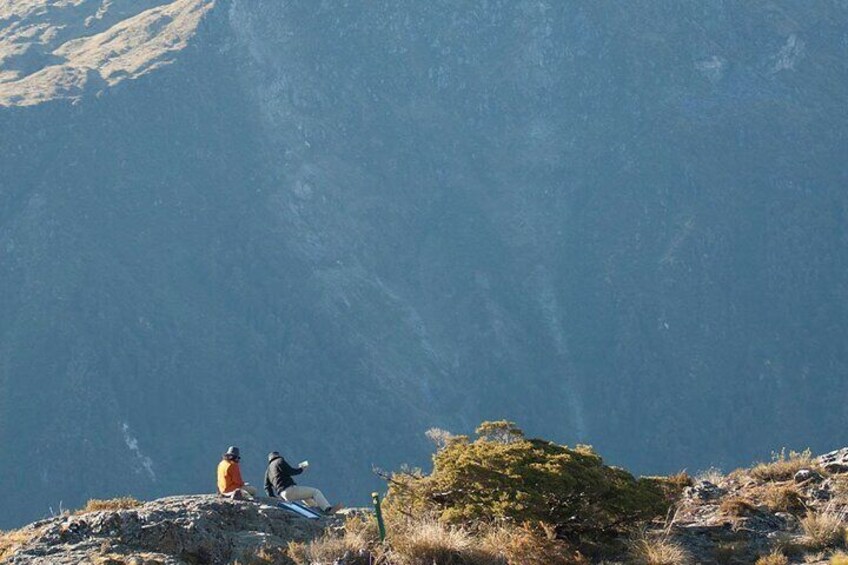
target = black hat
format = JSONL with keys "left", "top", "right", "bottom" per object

{"left": 225, "top": 446, "right": 241, "bottom": 459}
{"left": 268, "top": 451, "right": 280, "bottom": 462}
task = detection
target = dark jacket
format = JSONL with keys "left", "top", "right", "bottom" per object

{"left": 264, "top": 455, "right": 303, "bottom": 497}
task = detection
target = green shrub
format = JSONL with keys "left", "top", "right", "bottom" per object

{"left": 386, "top": 421, "right": 669, "bottom": 539}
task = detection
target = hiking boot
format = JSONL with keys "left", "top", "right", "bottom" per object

{"left": 322, "top": 504, "right": 343, "bottom": 515}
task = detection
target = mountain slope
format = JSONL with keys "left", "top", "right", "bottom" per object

{"left": 0, "top": 0, "right": 214, "bottom": 106}
{"left": 1, "top": 0, "right": 847, "bottom": 528}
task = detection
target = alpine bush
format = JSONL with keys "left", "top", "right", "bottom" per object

{"left": 386, "top": 421, "right": 671, "bottom": 540}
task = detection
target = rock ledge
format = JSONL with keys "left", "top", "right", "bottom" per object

{"left": 2, "top": 494, "right": 327, "bottom": 565}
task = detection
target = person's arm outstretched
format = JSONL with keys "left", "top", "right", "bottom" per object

{"left": 281, "top": 457, "right": 304, "bottom": 476}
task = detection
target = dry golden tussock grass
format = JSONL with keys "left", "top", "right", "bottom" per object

{"left": 288, "top": 514, "right": 380, "bottom": 565}
{"left": 291, "top": 515, "right": 585, "bottom": 565}
{"left": 751, "top": 449, "right": 815, "bottom": 482}
{"left": 830, "top": 476, "right": 848, "bottom": 499}
{"left": 755, "top": 551, "right": 789, "bottom": 565}
{"left": 387, "top": 519, "right": 489, "bottom": 565}
{"left": 479, "top": 523, "right": 585, "bottom": 565}
{"left": 664, "top": 471, "right": 694, "bottom": 490}
{"left": 627, "top": 532, "right": 693, "bottom": 565}
{"left": 0, "top": 529, "right": 36, "bottom": 561}
{"left": 762, "top": 483, "right": 806, "bottom": 514}
{"left": 90, "top": 552, "right": 168, "bottom": 565}
{"left": 831, "top": 551, "right": 848, "bottom": 565}
{"left": 719, "top": 496, "right": 757, "bottom": 517}
{"left": 800, "top": 506, "right": 846, "bottom": 550}
{"left": 78, "top": 497, "right": 142, "bottom": 514}
{"left": 696, "top": 467, "right": 725, "bottom": 485}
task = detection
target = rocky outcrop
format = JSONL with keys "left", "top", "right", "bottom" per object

{"left": 0, "top": 0, "right": 214, "bottom": 106}
{"left": 817, "top": 449, "right": 848, "bottom": 474}
{"left": 669, "top": 459, "right": 848, "bottom": 564}
{"left": 1, "top": 495, "right": 327, "bottom": 565}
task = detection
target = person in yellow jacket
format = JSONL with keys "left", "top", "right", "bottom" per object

{"left": 217, "top": 446, "right": 257, "bottom": 499}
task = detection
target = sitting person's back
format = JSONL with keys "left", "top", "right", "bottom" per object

{"left": 217, "top": 446, "right": 257, "bottom": 499}
{"left": 264, "top": 451, "right": 303, "bottom": 495}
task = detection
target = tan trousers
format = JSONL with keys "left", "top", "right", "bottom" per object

{"left": 281, "top": 485, "right": 330, "bottom": 510}
{"left": 222, "top": 485, "right": 257, "bottom": 499}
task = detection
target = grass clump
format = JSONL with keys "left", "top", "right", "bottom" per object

{"left": 288, "top": 514, "right": 376, "bottom": 565}
{"left": 719, "top": 496, "right": 757, "bottom": 517}
{"left": 480, "top": 523, "right": 586, "bottom": 565}
{"left": 627, "top": 531, "right": 692, "bottom": 565}
{"left": 751, "top": 449, "right": 815, "bottom": 482}
{"left": 762, "top": 484, "right": 806, "bottom": 514}
{"left": 387, "top": 519, "right": 490, "bottom": 565}
{"left": 290, "top": 479, "right": 593, "bottom": 564}
{"left": 0, "top": 529, "right": 36, "bottom": 561}
{"left": 831, "top": 551, "right": 848, "bottom": 565}
{"left": 800, "top": 507, "right": 845, "bottom": 550}
{"left": 381, "top": 518, "right": 584, "bottom": 565}
{"left": 79, "top": 497, "right": 142, "bottom": 513}
{"left": 641, "top": 472, "right": 693, "bottom": 505}
{"left": 755, "top": 551, "right": 789, "bottom": 565}
{"left": 696, "top": 467, "right": 725, "bottom": 485}
{"left": 91, "top": 552, "right": 168, "bottom": 565}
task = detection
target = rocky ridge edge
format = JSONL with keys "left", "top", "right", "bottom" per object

{"left": 1, "top": 494, "right": 329, "bottom": 565}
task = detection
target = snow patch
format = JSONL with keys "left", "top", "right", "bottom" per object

{"left": 121, "top": 422, "right": 157, "bottom": 482}
{"left": 530, "top": 266, "right": 588, "bottom": 441}
{"left": 772, "top": 34, "right": 804, "bottom": 73}
{"left": 695, "top": 56, "right": 726, "bottom": 83}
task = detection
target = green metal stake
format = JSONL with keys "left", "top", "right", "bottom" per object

{"left": 372, "top": 492, "right": 386, "bottom": 542}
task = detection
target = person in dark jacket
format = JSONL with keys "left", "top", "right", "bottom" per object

{"left": 264, "top": 451, "right": 340, "bottom": 513}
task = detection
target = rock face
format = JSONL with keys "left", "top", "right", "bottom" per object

{"left": 817, "top": 449, "right": 848, "bottom": 474}
{"left": 670, "top": 456, "right": 848, "bottom": 564}
{"left": 2, "top": 495, "right": 326, "bottom": 564}
{"left": 1, "top": 0, "right": 848, "bottom": 529}
{"left": 0, "top": 0, "right": 214, "bottom": 106}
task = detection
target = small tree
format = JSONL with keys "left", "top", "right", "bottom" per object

{"left": 385, "top": 422, "right": 670, "bottom": 541}
{"left": 426, "top": 427, "right": 462, "bottom": 451}
{"left": 475, "top": 421, "right": 525, "bottom": 444}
